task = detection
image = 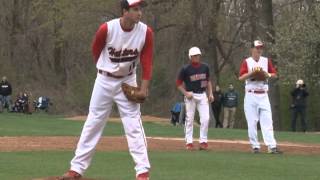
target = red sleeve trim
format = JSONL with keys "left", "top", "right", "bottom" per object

{"left": 268, "top": 58, "right": 277, "bottom": 74}
{"left": 239, "top": 59, "right": 248, "bottom": 76}
{"left": 92, "top": 23, "right": 108, "bottom": 64}
{"left": 140, "top": 27, "right": 154, "bottom": 80}
{"left": 176, "top": 79, "right": 183, "bottom": 86}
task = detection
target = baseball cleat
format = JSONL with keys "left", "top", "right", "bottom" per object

{"left": 60, "top": 170, "right": 82, "bottom": 180}
{"left": 186, "top": 143, "right": 194, "bottom": 150}
{"left": 252, "top": 148, "right": 260, "bottom": 154}
{"left": 268, "top": 147, "right": 283, "bottom": 154}
{"left": 199, "top": 142, "right": 208, "bottom": 150}
{"left": 136, "top": 172, "right": 149, "bottom": 180}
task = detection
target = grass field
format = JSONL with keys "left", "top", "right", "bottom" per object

{"left": 0, "top": 151, "right": 319, "bottom": 180}
{"left": 0, "top": 113, "right": 320, "bottom": 144}
{"left": 0, "top": 113, "right": 320, "bottom": 180}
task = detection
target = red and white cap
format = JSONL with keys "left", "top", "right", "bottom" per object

{"left": 127, "top": 0, "right": 147, "bottom": 7}
{"left": 253, "top": 40, "right": 264, "bottom": 48}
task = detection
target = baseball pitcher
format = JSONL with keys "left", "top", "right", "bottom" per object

{"left": 238, "top": 40, "right": 282, "bottom": 154}
{"left": 176, "top": 47, "right": 214, "bottom": 151}
{"left": 61, "top": 0, "right": 153, "bottom": 180}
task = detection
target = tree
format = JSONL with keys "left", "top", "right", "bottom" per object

{"left": 260, "top": 0, "right": 281, "bottom": 129}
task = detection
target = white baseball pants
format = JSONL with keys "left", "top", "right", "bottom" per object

{"left": 244, "top": 92, "right": 277, "bottom": 149}
{"left": 70, "top": 73, "right": 150, "bottom": 176}
{"left": 184, "top": 93, "right": 210, "bottom": 144}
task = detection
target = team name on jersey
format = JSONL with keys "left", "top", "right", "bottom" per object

{"left": 108, "top": 47, "right": 139, "bottom": 62}
{"left": 108, "top": 47, "right": 139, "bottom": 57}
{"left": 190, "top": 73, "right": 207, "bottom": 82}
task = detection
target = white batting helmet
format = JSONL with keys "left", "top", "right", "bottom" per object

{"left": 296, "top": 79, "right": 304, "bottom": 85}
{"left": 188, "top": 47, "right": 201, "bottom": 59}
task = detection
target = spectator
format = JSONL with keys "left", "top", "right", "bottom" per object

{"left": 33, "top": 96, "right": 52, "bottom": 112}
{"left": 223, "top": 83, "right": 239, "bottom": 128}
{"left": 0, "top": 76, "right": 13, "bottom": 112}
{"left": 291, "top": 79, "right": 309, "bottom": 132}
{"left": 12, "top": 92, "right": 30, "bottom": 113}
{"left": 211, "top": 85, "right": 223, "bottom": 128}
{"left": 170, "top": 101, "right": 186, "bottom": 126}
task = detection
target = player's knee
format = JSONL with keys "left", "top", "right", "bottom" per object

{"left": 200, "top": 115, "right": 210, "bottom": 123}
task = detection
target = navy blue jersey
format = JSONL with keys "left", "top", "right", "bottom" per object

{"left": 177, "top": 63, "right": 210, "bottom": 93}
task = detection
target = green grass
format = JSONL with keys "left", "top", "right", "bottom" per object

{"left": 0, "top": 151, "right": 319, "bottom": 180}
{"left": 0, "top": 113, "right": 320, "bottom": 144}
{"left": 1, "top": 113, "right": 320, "bottom": 180}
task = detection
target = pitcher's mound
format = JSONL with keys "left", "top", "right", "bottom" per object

{"left": 32, "top": 177, "right": 97, "bottom": 180}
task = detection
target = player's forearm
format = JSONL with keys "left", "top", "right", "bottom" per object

{"left": 239, "top": 73, "right": 251, "bottom": 81}
{"left": 269, "top": 73, "right": 277, "bottom": 79}
{"left": 177, "top": 85, "right": 187, "bottom": 96}
{"left": 140, "top": 80, "right": 150, "bottom": 94}
{"left": 207, "top": 81, "right": 213, "bottom": 96}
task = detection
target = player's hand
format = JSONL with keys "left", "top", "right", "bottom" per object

{"left": 185, "top": 91, "right": 193, "bottom": 99}
{"left": 263, "top": 71, "right": 271, "bottom": 78}
{"left": 135, "top": 88, "right": 148, "bottom": 99}
{"left": 208, "top": 95, "right": 214, "bottom": 103}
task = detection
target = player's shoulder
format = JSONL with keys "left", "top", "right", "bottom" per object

{"left": 135, "top": 21, "right": 148, "bottom": 31}
{"left": 201, "top": 62, "right": 209, "bottom": 68}
{"left": 105, "top": 18, "right": 119, "bottom": 31}
{"left": 180, "top": 64, "right": 192, "bottom": 71}
{"left": 106, "top": 18, "right": 119, "bottom": 25}
{"left": 241, "top": 56, "right": 250, "bottom": 62}
{"left": 182, "top": 64, "right": 191, "bottom": 69}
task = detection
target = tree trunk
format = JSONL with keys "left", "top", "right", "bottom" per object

{"left": 9, "top": 0, "right": 19, "bottom": 64}
{"left": 260, "top": 0, "right": 281, "bottom": 130}
{"left": 52, "top": 2, "right": 67, "bottom": 86}
{"left": 246, "top": 0, "right": 258, "bottom": 41}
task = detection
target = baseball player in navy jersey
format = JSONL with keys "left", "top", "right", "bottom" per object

{"left": 239, "top": 40, "right": 282, "bottom": 154}
{"left": 61, "top": 1, "right": 153, "bottom": 179}
{"left": 176, "top": 47, "right": 214, "bottom": 151}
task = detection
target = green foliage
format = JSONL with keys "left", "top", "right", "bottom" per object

{"left": 272, "top": 6, "right": 320, "bottom": 130}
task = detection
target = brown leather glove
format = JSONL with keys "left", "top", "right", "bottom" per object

{"left": 251, "top": 67, "right": 268, "bottom": 81}
{"left": 121, "top": 83, "right": 146, "bottom": 103}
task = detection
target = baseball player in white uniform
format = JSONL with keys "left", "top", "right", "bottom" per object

{"left": 61, "top": 1, "right": 153, "bottom": 180}
{"left": 239, "top": 40, "right": 282, "bottom": 154}
{"left": 176, "top": 47, "right": 214, "bottom": 151}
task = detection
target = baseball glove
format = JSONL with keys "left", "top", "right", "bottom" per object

{"left": 121, "top": 83, "right": 146, "bottom": 103}
{"left": 251, "top": 67, "right": 268, "bottom": 81}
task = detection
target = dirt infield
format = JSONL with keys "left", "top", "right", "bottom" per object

{"left": 1, "top": 136, "right": 320, "bottom": 155}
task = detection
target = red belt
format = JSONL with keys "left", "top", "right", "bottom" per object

{"left": 248, "top": 90, "right": 267, "bottom": 94}
{"left": 98, "top": 69, "right": 132, "bottom": 79}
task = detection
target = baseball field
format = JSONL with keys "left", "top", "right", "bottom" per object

{"left": 0, "top": 113, "right": 320, "bottom": 180}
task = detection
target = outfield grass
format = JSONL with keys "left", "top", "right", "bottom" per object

{"left": 0, "top": 151, "right": 319, "bottom": 180}
{"left": 0, "top": 113, "right": 319, "bottom": 144}
{"left": 1, "top": 113, "right": 320, "bottom": 180}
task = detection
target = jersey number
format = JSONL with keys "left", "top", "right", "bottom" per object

{"left": 129, "top": 62, "right": 136, "bottom": 73}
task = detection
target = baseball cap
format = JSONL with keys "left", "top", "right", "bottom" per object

{"left": 124, "top": 0, "right": 147, "bottom": 8}
{"left": 296, "top": 79, "right": 304, "bottom": 85}
{"left": 252, "top": 40, "right": 264, "bottom": 48}
{"left": 188, "top": 47, "right": 202, "bottom": 59}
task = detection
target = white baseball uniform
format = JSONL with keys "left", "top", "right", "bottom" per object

{"left": 239, "top": 56, "right": 277, "bottom": 149}
{"left": 184, "top": 93, "right": 210, "bottom": 144}
{"left": 69, "top": 18, "right": 153, "bottom": 176}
